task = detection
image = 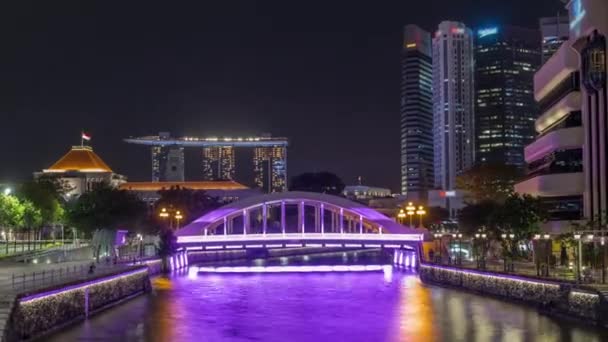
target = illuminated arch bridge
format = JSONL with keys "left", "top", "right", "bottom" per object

{"left": 175, "top": 191, "right": 424, "bottom": 252}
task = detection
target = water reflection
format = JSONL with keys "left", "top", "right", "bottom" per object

{"left": 47, "top": 251, "right": 608, "bottom": 342}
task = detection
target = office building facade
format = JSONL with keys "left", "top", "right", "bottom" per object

{"left": 540, "top": 15, "right": 570, "bottom": 63}
{"left": 516, "top": 0, "right": 608, "bottom": 232}
{"left": 400, "top": 25, "right": 434, "bottom": 200}
{"left": 475, "top": 26, "right": 541, "bottom": 167}
{"left": 432, "top": 21, "right": 475, "bottom": 211}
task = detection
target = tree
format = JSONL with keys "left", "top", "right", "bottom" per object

{"left": 289, "top": 172, "right": 345, "bottom": 195}
{"left": 65, "top": 183, "right": 148, "bottom": 236}
{"left": 423, "top": 207, "right": 450, "bottom": 229}
{"left": 456, "top": 163, "right": 521, "bottom": 204}
{"left": 0, "top": 194, "right": 25, "bottom": 229}
{"left": 17, "top": 179, "right": 65, "bottom": 230}
{"left": 154, "top": 186, "right": 221, "bottom": 228}
{"left": 458, "top": 200, "right": 501, "bottom": 236}
{"left": 158, "top": 228, "right": 178, "bottom": 272}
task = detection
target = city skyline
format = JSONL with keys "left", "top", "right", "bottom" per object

{"left": 0, "top": 0, "right": 564, "bottom": 192}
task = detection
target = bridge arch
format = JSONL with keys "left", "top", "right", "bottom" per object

{"left": 176, "top": 191, "right": 420, "bottom": 238}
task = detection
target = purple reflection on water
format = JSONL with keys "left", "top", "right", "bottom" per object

{"left": 45, "top": 272, "right": 608, "bottom": 342}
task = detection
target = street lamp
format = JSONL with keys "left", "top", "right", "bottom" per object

{"left": 397, "top": 209, "right": 406, "bottom": 224}
{"left": 3, "top": 188, "right": 11, "bottom": 196}
{"left": 159, "top": 207, "right": 170, "bottom": 229}
{"left": 175, "top": 211, "right": 183, "bottom": 229}
{"left": 502, "top": 233, "right": 515, "bottom": 272}
{"left": 474, "top": 232, "right": 487, "bottom": 269}
{"left": 406, "top": 202, "right": 416, "bottom": 227}
{"left": 433, "top": 233, "right": 442, "bottom": 263}
{"left": 416, "top": 206, "right": 426, "bottom": 227}
{"left": 574, "top": 233, "right": 582, "bottom": 282}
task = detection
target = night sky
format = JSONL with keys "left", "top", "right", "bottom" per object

{"left": 0, "top": 0, "right": 564, "bottom": 191}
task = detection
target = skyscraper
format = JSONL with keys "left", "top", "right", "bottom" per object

{"left": 150, "top": 132, "right": 184, "bottom": 182}
{"left": 475, "top": 26, "right": 541, "bottom": 168}
{"left": 253, "top": 146, "right": 287, "bottom": 193}
{"left": 432, "top": 21, "right": 475, "bottom": 198}
{"left": 202, "top": 146, "right": 235, "bottom": 180}
{"left": 540, "top": 15, "right": 570, "bottom": 63}
{"left": 400, "top": 25, "right": 434, "bottom": 200}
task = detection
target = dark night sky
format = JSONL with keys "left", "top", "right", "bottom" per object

{"left": 0, "top": 0, "right": 564, "bottom": 191}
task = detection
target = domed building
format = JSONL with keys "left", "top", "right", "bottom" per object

{"left": 35, "top": 145, "right": 126, "bottom": 198}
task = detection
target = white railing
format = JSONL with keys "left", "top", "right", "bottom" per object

{"left": 1, "top": 262, "right": 131, "bottom": 293}
{"left": 177, "top": 233, "right": 423, "bottom": 244}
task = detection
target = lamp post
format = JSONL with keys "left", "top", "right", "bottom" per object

{"left": 175, "top": 211, "right": 183, "bottom": 229}
{"left": 502, "top": 233, "right": 515, "bottom": 272}
{"left": 406, "top": 202, "right": 416, "bottom": 227}
{"left": 474, "top": 232, "right": 487, "bottom": 269}
{"left": 416, "top": 206, "right": 426, "bottom": 227}
{"left": 574, "top": 233, "right": 582, "bottom": 282}
{"left": 397, "top": 209, "right": 406, "bottom": 224}
{"left": 433, "top": 233, "right": 442, "bottom": 264}
{"left": 601, "top": 237, "right": 606, "bottom": 284}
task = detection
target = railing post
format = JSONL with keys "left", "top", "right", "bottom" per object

{"left": 224, "top": 216, "right": 228, "bottom": 236}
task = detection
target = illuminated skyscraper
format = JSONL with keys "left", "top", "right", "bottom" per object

{"left": 432, "top": 21, "right": 475, "bottom": 196}
{"left": 253, "top": 146, "right": 287, "bottom": 193}
{"left": 202, "top": 146, "right": 235, "bottom": 180}
{"left": 150, "top": 132, "right": 184, "bottom": 182}
{"left": 540, "top": 14, "right": 570, "bottom": 64}
{"left": 475, "top": 26, "right": 541, "bottom": 167}
{"left": 400, "top": 25, "right": 434, "bottom": 200}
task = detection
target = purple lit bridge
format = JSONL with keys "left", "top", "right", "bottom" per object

{"left": 176, "top": 192, "right": 424, "bottom": 263}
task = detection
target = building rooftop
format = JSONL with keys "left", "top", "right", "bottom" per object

{"left": 44, "top": 146, "right": 113, "bottom": 173}
{"left": 124, "top": 135, "right": 288, "bottom": 147}
{"left": 119, "top": 180, "right": 249, "bottom": 191}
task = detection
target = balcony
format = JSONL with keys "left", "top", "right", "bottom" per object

{"left": 515, "top": 172, "right": 584, "bottom": 197}
{"left": 534, "top": 43, "right": 579, "bottom": 102}
{"left": 535, "top": 92, "right": 581, "bottom": 134}
{"left": 524, "top": 126, "right": 583, "bottom": 163}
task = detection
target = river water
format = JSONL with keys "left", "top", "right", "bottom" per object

{"left": 47, "top": 251, "right": 608, "bottom": 342}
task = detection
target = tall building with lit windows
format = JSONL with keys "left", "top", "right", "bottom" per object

{"left": 540, "top": 15, "right": 570, "bottom": 63}
{"left": 202, "top": 146, "right": 235, "bottom": 180}
{"left": 475, "top": 26, "right": 541, "bottom": 167}
{"left": 431, "top": 21, "right": 475, "bottom": 213}
{"left": 400, "top": 24, "right": 434, "bottom": 200}
{"left": 253, "top": 146, "right": 287, "bottom": 193}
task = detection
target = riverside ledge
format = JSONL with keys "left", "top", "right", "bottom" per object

{"left": 419, "top": 263, "right": 608, "bottom": 327}
{"left": 4, "top": 265, "right": 151, "bottom": 341}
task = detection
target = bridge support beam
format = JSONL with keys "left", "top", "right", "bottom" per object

{"left": 243, "top": 210, "right": 250, "bottom": 235}
{"left": 298, "top": 201, "right": 305, "bottom": 234}
{"left": 262, "top": 203, "right": 268, "bottom": 235}
{"left": 281, "top": 201, "right": 286, "bottom": 236}
{"left": 320, "top": 203, "right": 325, "bottom": 234}
{"left": 340, "top": 209, "right": 344, "bottom": 234}
{"left": 359, "top": 215, "right": 363, "bottom": 234}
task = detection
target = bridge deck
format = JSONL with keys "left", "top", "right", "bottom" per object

{"left": 177, "top": 233, "right": 422, "bottom": 251}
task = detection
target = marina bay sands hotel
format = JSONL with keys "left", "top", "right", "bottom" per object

{"left": 124, "top": 132, "right": 288, "bottom": 193}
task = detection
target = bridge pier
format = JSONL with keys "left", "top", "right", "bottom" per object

{"left": 393, "top": 249, "right": 417, "bottom": 269}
